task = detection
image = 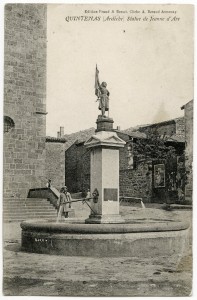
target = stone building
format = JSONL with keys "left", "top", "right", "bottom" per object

{"left": 65, "top": 128, "right": 185, "bottom": 203}
{"left": 138, "top": 117, "right": 185, "bottom": 140}
{"left": 45, "top": 134, "right": 66, "bottom": 191}
{"left": 3, "top": 4, "right": 66, "bottom": 221}
{"left": 181, "top": 100, "right": 193, "bottom": 203}
{"left": 4, "top": 4, "right": 47, "bottom": 199}
{"left": 4, "top": 3, "right": 192, "bottom": 212}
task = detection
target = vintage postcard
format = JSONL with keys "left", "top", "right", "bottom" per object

{"left": 2, "top": 2, "right": 194, "bottom": 297}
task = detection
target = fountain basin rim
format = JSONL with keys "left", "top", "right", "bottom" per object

{"left": 20, "top": 219, "right": 190, "bottom": 234}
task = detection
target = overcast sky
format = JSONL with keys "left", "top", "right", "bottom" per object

{"left": 46, "top": 4, "right": 193, "bottom": 136}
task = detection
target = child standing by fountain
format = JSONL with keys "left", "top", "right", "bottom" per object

{"left": 57, "top": 186, "right": 72, "bottom": 221}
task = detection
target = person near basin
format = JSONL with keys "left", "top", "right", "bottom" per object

{"left": 57, "top": 186, "right": 72, "bottom": 221}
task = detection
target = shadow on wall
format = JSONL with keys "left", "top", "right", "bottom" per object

{"left": 28, "top": 187, "right": 60, "bottom": 208}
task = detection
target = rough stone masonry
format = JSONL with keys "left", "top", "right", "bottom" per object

{"left": 4, "top": 4, "right": 47, "bottom": 199}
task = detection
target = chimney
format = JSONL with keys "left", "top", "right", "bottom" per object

{"left": 60, "top": 126, "right": 64, "bottom": 137}
{"left": 57, "top": 131, "right": 60, "bottom": 138}
{"left": 117, "top": 126, "right": 120, "bottom": 131}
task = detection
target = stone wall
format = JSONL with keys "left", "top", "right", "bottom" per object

{"left": 182, "top": 100, "right": 193, "bottom": 202}
{"left": 119, "top": 165, "right": 152, "bottom": 202}
{"left": 45, "top": 138, "right": 66, "bottom": 190}
{"left": 65, "top": 144, "right": 77, "bottom": 192}
{"left": 175, "top": 117, "right": 185, "bottom": 136}
{"left": 4, "top": 4, "right": 47, "bottom": 199}
{"left": 139, "top": 117, "right": 185, "bottom": 140}
{"left": 139, "top": 120, "right": 176, "bottom": 137}
{"left": 65, "top": 142, "right": 90, "bottom": 193}
{"left": 119, "top": 144, "right": 152, "bottom": 201}
{"left": 65, "top": 132, "right": 186, "bottom": 203}
{"left": 65, "top": 138, "right": 152, "bottom": 201}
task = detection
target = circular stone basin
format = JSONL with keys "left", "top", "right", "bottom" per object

{"left": 21, "top": 219, "right": 190, "bottom": 258}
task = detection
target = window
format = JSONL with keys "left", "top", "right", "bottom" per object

{"left": 4, "top": 116, "right": 15, "bottom": 133}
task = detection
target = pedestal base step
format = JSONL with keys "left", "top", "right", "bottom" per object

{"left": 85, "top": 214, "right": 125, "bottom": 224}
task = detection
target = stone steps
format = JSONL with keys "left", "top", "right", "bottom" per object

{"left": 3, "top": 215, "right": 57, "bottom": 223}
{"left": 3, "top": 216, "right": 57, "bottom": 223}
{"left": 3, "top": 209, "right": 57, "bottom": 214}
{"left": 3, "top": 212, "right": 57, "bottom": 217}
{"left": 4, "top": 203, "right": 54, "bottom": 206}
{"left": 3, "top": 208, "right": 57, "bottom": 213}
{"left": 3, "top": 198, "right": 57, "bottom": 223}
{"left": 4, "top": 207, "right": 56, "bottom": 211}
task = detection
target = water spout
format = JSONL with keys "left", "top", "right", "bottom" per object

{"left": 141, "top": 200, "right": 146, "bottom": 209}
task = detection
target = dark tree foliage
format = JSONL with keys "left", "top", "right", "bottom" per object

{"left": 133, "top": 129, "right": 179, "bottom": 195}
{"left": 133, "top": 129, "right": 177, "bottom": 165}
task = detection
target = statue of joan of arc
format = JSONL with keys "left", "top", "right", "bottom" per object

{"left": 95, "top": 65, "right": 110, "bottom": 117}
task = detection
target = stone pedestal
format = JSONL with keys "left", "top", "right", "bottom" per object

{"left": 96, "top": 115, "right": 114, "bottom": 132}
{"left": 84, "top": 126, "right": 126, "bottom": 224}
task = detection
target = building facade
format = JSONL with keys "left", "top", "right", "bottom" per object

{"left": 65, "top": 129, "right": 185, "bottom": 203}
{"left": 45, "top": 136, "right": 66, "bottom": 190}
{"left": 4, "top": 4, "right": 67, "bottom": 201}
{"left": 138, "top": 117, "right": 185, "bottom": 140}
{"left": 4, "top": 4, "right": 47, "bottom": 199}
{"left": 181, "top": 100, "right": 193, "bottom": 203}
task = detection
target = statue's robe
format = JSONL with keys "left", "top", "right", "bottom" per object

{"left": 98, "top": 86, "right": 110, "bottom": 111}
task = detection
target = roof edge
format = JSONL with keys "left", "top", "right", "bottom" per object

{"left": 46, "top": 136, "right": 67, "bottom": 143}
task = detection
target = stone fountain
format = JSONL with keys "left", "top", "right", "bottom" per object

{"left": 21, "top": 73, "right": 189, "bottom": 261}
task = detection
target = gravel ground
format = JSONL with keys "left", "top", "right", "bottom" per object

{"left": 3, "top": 204, "right": 193, "bottom": 296}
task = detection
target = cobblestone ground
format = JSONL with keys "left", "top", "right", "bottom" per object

{"left": 3, "top": 205, "right": 192, "bottom": 296}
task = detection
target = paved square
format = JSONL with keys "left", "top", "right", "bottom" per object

{"left": 3, "top": 205, "right": 192, "bottom": 296}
